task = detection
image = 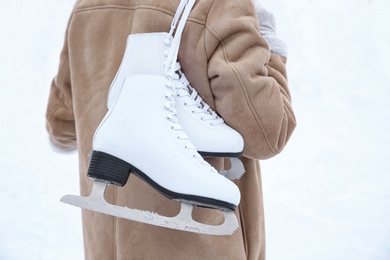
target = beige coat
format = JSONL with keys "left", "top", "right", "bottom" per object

{"left": 46, "top": 0, "right": 296, "bottom": 259}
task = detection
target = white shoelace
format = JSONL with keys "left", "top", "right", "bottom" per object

{"left": 165, "top": 79, "right": 210, "bottom": 168}
{"left": 163, "top": 0, "right": 215, "bottom": 172}
{"left": 162, "top": 49, "right": 224, "bottom": 126}
{"left": 176, "top": 73, "right": 224, "bottom": 126}
{"left": 165, "top": 0, "right": 195, "bottom": 77}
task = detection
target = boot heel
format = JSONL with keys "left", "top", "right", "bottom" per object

{"left": 87, "top": 151, "right": 131, "bottom": 187}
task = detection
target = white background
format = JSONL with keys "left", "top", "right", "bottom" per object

{"left": 0, "top": 0, "right": 389, "bottom": 259}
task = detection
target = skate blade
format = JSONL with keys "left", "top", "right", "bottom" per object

{"left": 219, "top": 158, "right": 246, "bottom": 180}
{"left": 60, "top": 181, "right": 239, "bottom": 236}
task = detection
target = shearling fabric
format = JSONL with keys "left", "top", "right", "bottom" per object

{"left": 46, "top": 0, "right": 296, "bottom": 259}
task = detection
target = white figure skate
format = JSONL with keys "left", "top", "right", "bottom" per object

{"left": 61, "top": 0, "right": 240, "bottom": 236}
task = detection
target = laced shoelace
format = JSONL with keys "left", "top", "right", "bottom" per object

{"left": 175, "top": 73, "right": 224, "bottom": 126}
{"left": 163, "top": 0, "right": 215, "bottom": 172}
{"left": 163, "top": 1, "right": 224, "bottom": 127}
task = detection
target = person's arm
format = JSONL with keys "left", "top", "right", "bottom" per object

{"left": 46, "top": 19, "right": 77, "bottom": 151}
{"left": 206, "top": 0, "right": 296, "bottom": 160}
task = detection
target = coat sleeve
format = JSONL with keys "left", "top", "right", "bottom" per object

{"left": 46, "top": 21, "right": 77, "bottom": 151}
{"left": 206, "top": 0, "right": 296, "bottom": 160}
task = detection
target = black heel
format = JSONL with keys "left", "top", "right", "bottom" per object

{"left": 87, "top": 151, "right": 131, "bottom": 187}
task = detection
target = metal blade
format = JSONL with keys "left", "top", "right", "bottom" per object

{"left": 60, "top": 180, "right": 239, "bottom": 236}
{"left": 219, "top": 158, "right": 246, "bottom": 180}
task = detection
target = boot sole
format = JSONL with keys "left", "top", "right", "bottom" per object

{"left": 199, "top": 151, "right": 243, "bottom": 158}
{"left": 87, "top": 151, "right": 236, "bottom": 212}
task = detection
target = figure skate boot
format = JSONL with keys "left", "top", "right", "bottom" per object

{"left": 61, "top": 0, "right": 240, "bottom": 235}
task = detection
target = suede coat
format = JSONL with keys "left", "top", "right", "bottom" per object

{"left": 46, "top": 0, "right": 296, "bottom": 259}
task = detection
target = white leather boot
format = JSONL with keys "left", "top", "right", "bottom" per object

{"left": 90, "top": 33, "right": 240, "bottom": 211}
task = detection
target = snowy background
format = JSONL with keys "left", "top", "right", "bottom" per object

{"left": 0, "top": 0, "right": 389, "bottom": 259}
